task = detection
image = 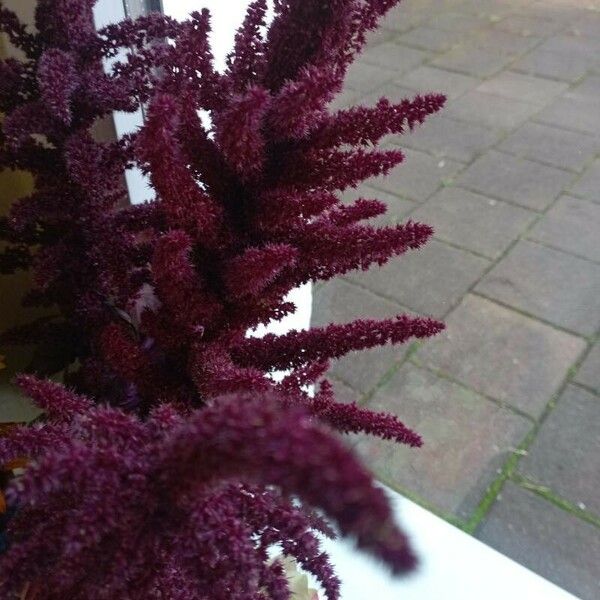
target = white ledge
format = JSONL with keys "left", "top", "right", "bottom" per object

{"left": 322, "top": 487, "right": 580, "bottom": 600}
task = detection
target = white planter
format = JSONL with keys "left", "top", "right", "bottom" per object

{"left": 322, "top": 487, "right": 579, "bottom": 600}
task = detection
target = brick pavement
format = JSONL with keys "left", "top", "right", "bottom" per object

{"left": 313, "top": 1, "right": 600, "bottom": 597}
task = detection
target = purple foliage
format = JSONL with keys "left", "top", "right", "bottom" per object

{"left": 0, "top": 0, "right": 446, "bottom": 597}
{"left": 0, "top": 378, "right": 416, "bottom": 599}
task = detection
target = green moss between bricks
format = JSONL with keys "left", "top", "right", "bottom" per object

{"left": 511, "top": 473, "right": 600, "bottom": 530}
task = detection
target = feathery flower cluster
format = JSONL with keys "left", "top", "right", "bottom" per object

{"left": 0, "top": 0, "right": 446, "bottom": 597}
{"left": 0, "top": 377, "right": 417, "bottom": 599}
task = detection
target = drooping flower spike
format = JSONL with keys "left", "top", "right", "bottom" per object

{"left": 0, "top": 379, "right": 415, "bottom": 599}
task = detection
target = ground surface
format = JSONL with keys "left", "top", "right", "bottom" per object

{"left": 312, "top": 1, "right": 600, "bottom": 598}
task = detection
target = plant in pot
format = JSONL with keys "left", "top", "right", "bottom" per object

{"left": 0, "top": 0, "right": 445, "bottom": 598}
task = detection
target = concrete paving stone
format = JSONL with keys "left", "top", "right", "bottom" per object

{"left": 457, "top": 0, "right": 524, "bottom": 17}
{"left": 575, "top": 343, "right": 600, "bottom": 392}
{"left": 498, "top": 121, "right": 599, "bottom": 172}
{"left": 469, "top": 28, "right": 542, "bottom": 55}
{"left": 312, "top": 279, "right": 413, "bottom": 394}
{"left": 400, "top": 114, "right": 502, "bottom": 163}
{"left": 476, "top": 482, "right": 600, "bottom": 600}
{"left": 527, "top": 195, "right": 600, "bottom": 262}
{"left": 569, "top": 159, "right": 600, "bottom": 203}
{"left": 427, "top": 11, "right": 487, "bottom": 33}
{"left": 530, "top": 2, "right": 593, "bottom": 23}
{"left": 493, "top": 14, "right": 565, "bottom": 37}
{"left": 431, "top": 44, "right": 515, "bottom": 78}
{"left": 445, "top": 91, "right": 540, "bottom": 131}
{"left": 538, "top": 96, "right": 600, "bottom": 137}
{"left": 475, "top": 240, "right": 600, "bottom": 336}
{"left": 475, "top": 71, "right": 568, "bottom": 106}
{"left": 354, "top": 364, "right": 531, "bottom": 519}
{"left": 457, "top": 150, "right": 574, "bottom": 211}
{"left": 512, "top": 47, "right": 594, "bottom": 83}
{"left": 564, "top": 74, "right": 600, "bottom": 103}
{"left": 344, "top": 61, "right": 395, "bottom": 93}
{"left": 568, "top": 13, "right": 600, "bottom": 38}
{"left": 360, "top": 42, "right": 429, "bottom": 74}
{"left": 380, "top": 4, "right": 425, "bottom": 33}
{"left": 363, "top": 25, "right": 395, "bottom": 48}
{"left": 411, "top": 186, "right": 536, "bottom": 259}
{"left": 347, "top": 239, "right": 490, "bottom": 318}
{"left": 536, "top": 34, "right": 600, "bottom": 61}
{"left": 417, "top": 294, "right": 586, "bottom": 418}
{"left": 326, "top": 376, "right": 363, "bottom": 406}
{"left": 366, "top": 147, "right": 464, "bottom": 202}
{"left": 341, "top": 184, "right": 415, "bottom": 227}
{"left": 398, "top": 26, "right": 464, "bottom": 53}
{"left": 519, "top": 384, "right": 600, "bottom": 516}
{"left": 399, "top": 66, "right": 479, "bottom": 100}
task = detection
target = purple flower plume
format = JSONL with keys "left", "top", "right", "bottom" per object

{"left": 0, "top": 0, "right": 449, "bottom": 596}
{"left": 0, "top": 379, "right": 415, "bottom": 599}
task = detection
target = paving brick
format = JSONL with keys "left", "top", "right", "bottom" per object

{"left": 398, "top": 26, "right": 464, "bottom": 53}
{"left": 360, "top": 42, "right": 429, "bottom": 74}
{"left": 427, "top": 11, "right": 486, "bottom": 33}
{"left": 575, "top": 344, "right": 600, "bottom": 392}
{"left": 347, "top": 240, "right": 490, "bottom": 318}
{"left": 475, "top": 71, "right": 568, "bottom": 106}
{"left": 527, "top": 195, "right": 600, "bottom": 262}
{"left": 527, "top": 2, "right": 591, "bottom": 25}
{"left": 498, "top": 122, "right": 599, "bottom": 172}
{"left": 469, "top": 28, "right": 541, "bottom": 56}
{"left": 564, "top": 75, "right": 600, "bottom": 103}
{"left": 445, "top": 91, "right": 539, "bottom": 131}
{"left": 344, "top": 61, "right": 395, "bottom": 93}
{"left": 537, "top": 34, "right": 600, "bottom": 60}
{"left": 312, "top": 279, "right": 411, "bottom": 394}
{"left": 476, "top": 482, "right": 600, "bottom": 600}
{"left": 512, "top": 48, "right": 594, "bottom": 83}
{"left": 493, "top": 14, "right": 564, "bottom": 37}
{"left": 380, "top": 4, "right": 424, "bottom": 33}
{"left": 457, "top": 0, "right": 522, "bottom": 18}
{"left": 363, "top": 25, "right": 395, "bottom": 48}
{"left": 456, "top": 150, "right": 574, "bottom": 211}
{"left": 354, "top": 364, "right": 530, "bottom": 519}
{"left": 411, "top": 187, "right": 536, "bottom": 259}
{"left": 568, "top": 13, "right": 600, "bottom": 38}
{"left": 400, "top": 66, "right": 479, "bottom": 100}
{"left": 326, "top": 377, "right": 363, "bottom": 406}
{"left": 569, "top": 159, "right": 600, "bottom": 203}
{"left": 519, "top": 385, "right": 600, "bottom": 515}
{"left": 366, "top": 147, "right": 464, "bottom": 202}
{"left": 417, "top": 295, "right": 585, "bottom": 418}
{"left": 535, "top": 96, "right": 600, "bottom": 136}
{"left": 476, "top": 240, "right": 600, "bottom": 336}
{"left": 341, "top": 183, "right": 415, "bottom": 226}
{"left": 431, "top": 44, "right": 515, "bottom": 78}
{"left": 400, "top": 115, "right": 501, "bottom": 163}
